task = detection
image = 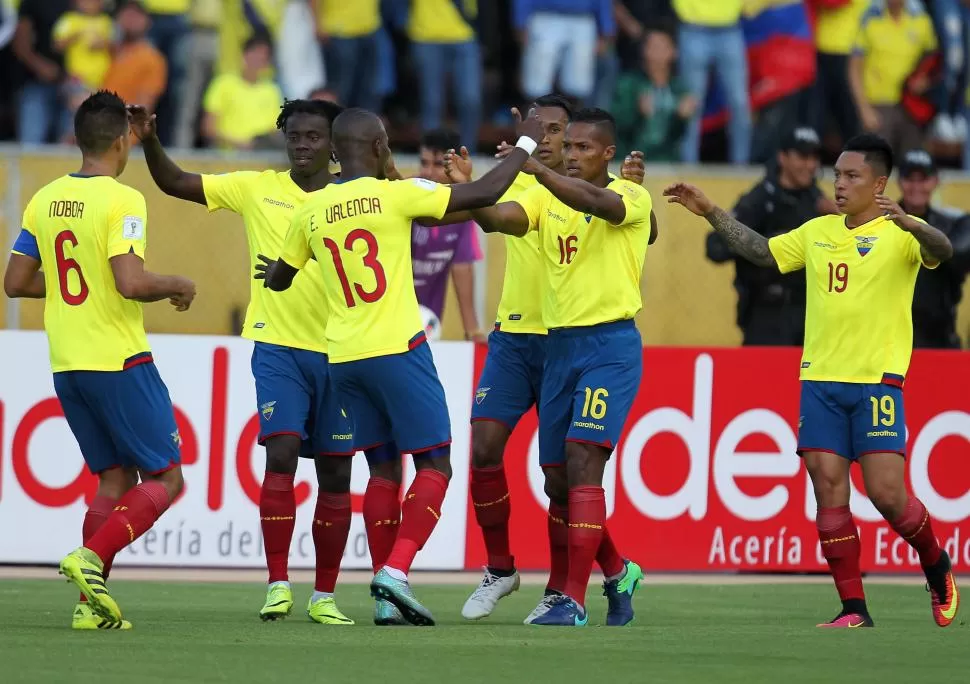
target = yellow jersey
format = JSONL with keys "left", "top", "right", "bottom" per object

{"left": 673, "top": 0, "right": 743, "bottom": 26}
{"left": 515, "top": 177, "right": 653, "bottom": 329}
{"left": 202, "top": 170, "right": 328, "bottom": 353}
{"left": 768, "top": 214, "right": 935, "bottom": 384}
{"left": 318, "top": 0, "right": 381, "bottom": 38}
{"left": 495, "top": 173, "right": 544, "bottom": 334}
{"left": 815, "top": 0, "right": 869, "bottom": 55}
{"left": 203, "top": 74, "right": 283, "bottom": 146}
{"left": 281, "top": 176, "right": 452, "bottom": 363}
{"left": 409, "top": 0, "right": 476, "bottom": 43}
{"left": 854, "top": 3, "right": 937, "bottom": 106}
{"left": 52, "top": 12, "right": 113, "bottom": 90}
{"left": 14, "top": 175, "right": 151, "bottom": 373}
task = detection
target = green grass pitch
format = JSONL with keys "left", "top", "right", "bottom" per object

{"left": 2, "top": 578, "right": 966, "bottom": 683}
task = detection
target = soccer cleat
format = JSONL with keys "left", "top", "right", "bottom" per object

{"left": 59, "top": 547, "right": 122, "bottom": 623}
{"left": 529, "top": 595, "right": 588, "bottom": 627}
{"left": 523, "top": 591, "right": 563, "bottom": 625}
{"left": 603, "top": 560, "right": 644, "bottom": 626}
{"left": 259, "top": 582, "right": 293, "bottom": 621}
{"left": 462, "top": 567, "right": 521, "bottom": 620}
{"left": 926, "top": 551, "right": 960, "bottom": 627}
{"left": 816, "top": 612, "right": 874, "bottom": 628}
{"left": 72, "top": 603, "right": 132, "bottom": 630}
{"left": 374, "top": 599, "right": 408, "bottom": 626}
{"left": 306, "top": 596, "right": 354, "bottom": 625}
{"left": 370, "top": 568, "right": 435, "bottom": 626}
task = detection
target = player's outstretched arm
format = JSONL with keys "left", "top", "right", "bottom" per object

{"left": 533, "top": 165, "right": 628, "bottom": 224}
{"left": 471, "top": 203, "right": 531, "bottom": 237}
{"left": 110, "top": 253, "right": 196, "bottom": 310}
{"left": 3, "top": 254, "right": 45, "bottom": 298}
{"left": 875, "top": 195, "right": 954, "bottom": 264}
{"left": 663, "top": 182, "right": 776, "bottom": 268}
{"left": 129, "top": 106, "right": 206, "bottom": 206}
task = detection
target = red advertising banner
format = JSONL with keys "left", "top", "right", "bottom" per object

{"left": 464, "top": 347, "right": 970, "bottom": 573}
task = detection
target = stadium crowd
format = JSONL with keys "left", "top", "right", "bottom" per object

{"left": 1, "top": 0, "right": 970, "bottom": 165}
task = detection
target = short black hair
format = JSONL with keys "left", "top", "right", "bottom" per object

{"left": 74, "top": 90, "right": 129, "bottom": 155}
{"left": 533, "top": 94, "right": 574, "bottom": 120}
{"left": 843, "top": 133, "right": 894, "bottom": 177}
{"left": 243, "top": 32, "right": 273, "bottom": 55}
{"left": 420, "top": 128, "right": 461, "bottom": 153}
{"left": 570, "top": 107, "right": 616, "bottom": 142}
{"left": 276, "top": 98, "right": 344, "bottom": 132}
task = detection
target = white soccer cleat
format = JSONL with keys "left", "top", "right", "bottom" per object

{"left": 523, "top": 592, "right": 562, "bottom": 625}
{"left": 461, "top": 567, "right": 520, "bottom": 620}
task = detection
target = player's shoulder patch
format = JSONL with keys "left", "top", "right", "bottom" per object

{"left": 122, "top": 215, "right": 145, "bottom": 240}
{"left": 408, "top": 178, "right": 439, "bottom": 191}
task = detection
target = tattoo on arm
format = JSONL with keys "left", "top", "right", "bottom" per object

{"left": 704, "top": 207, "right": 776, "bottom": 268}
{"left": 911, "top": 223, "right": 954, "bottom": 263}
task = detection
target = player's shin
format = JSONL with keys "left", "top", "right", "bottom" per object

{"left": 79, "top": 495, "right": 118, "bottom": 603}
{"left": 383, "top": 456, "right": 450, "bottom": 577}
{"left": 817, "top": 505, "right": 867, "bottom": 613}
{"left": 546, "top": 501, "right": 569, "bottom": 594}
{"left": 471, "top": 464, "right": 514, "bottom": 572}
{"left": 888, "top": 496, "right": 942, "bottom": 569}
{"left": 597, "top": 526, "right": 625, "bottom": 580}
{"left": 563, "top": 486, "right": 606, "bottom": 608}
{"left": 363, "top": 477, "right": 401, "bottom": 572}
{"left": 312, "top": 491, "right": 351, "bottom": 595}
{"left": 259, "top": 471, "right": 297, "bottom": 584}
{"left": 85, "top": 480, "right": 172, "bottom": 562}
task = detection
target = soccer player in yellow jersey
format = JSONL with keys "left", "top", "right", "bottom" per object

{"left": 462, "top": 108, "right": 654, "bottom": 627}
{"left": 132, "top": 99, "right": 397, "bottom": 625}
{"left": 665, "top": 133, "right": 960, "bottom": 629}
{"left": 265, "top": 107, "right": 544, "bottom": 625}
{"left": 3, "top": 91, "right": 195, "bottom": 629}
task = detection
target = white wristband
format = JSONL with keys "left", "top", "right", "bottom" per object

{"left": 515, "top": 136, "right": 538, "bottom": 155}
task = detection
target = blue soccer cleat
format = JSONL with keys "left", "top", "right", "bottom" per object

{"left": 603, "top": 559, "right": 644, "bottom": 626}
{"left": 370, "top": 568, "right": 435, "bottom": 626}
{"left": 529, "top": 594, "right": 588, "bottom": 627}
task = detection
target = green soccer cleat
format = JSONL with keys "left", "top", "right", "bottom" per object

{"left": 603, "top": 560, "right": 644, "bottom": 626}
{"left": 59, "top": 548, "right": 122, "bottom": 623}
{"left": 370, "top": 568, "right": 435, "bottom": 626}
{"left": 72, "top": 602, "right": 132, "bottom": 630}
{"left": 259, "top": 582, "right": 293, "bottom": 621}
{"left": 374, "top": 599, "right": 408, "bottom": 626}
{"left": 307, "top": 596, "right": 354, "bottom": 625}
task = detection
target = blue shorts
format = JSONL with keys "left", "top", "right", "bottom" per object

{"left": 251, "top": 342, "right": 355, "bottom": 457}
{"left": 471, "top": 329, "right": 546, "bottom": 430}
{"left": 330, "top": 338, "right": 451, "bottom": 454}
{"left": 798, "top": 381, "right": 906, "bottom": 460}
{"left": 538, "top": 320, "right": 642, "bottom": 467}
{"left": 53, "top": 354, "right": 181, "bottom": 475}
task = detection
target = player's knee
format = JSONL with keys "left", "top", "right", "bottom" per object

{"left": 868, "top": 483, "right": 908, "bottom": 521}
{"left": 471, "top": 422, "right": 509, "bottom": 470}
{"left": 264, "top": 435, "right": 300, "bottom": 475}
{"left": 158, "top": 467, "right": 184, "bottom": 502}
{"left": 314, "top": 456, "right": 352, "bottom": 493}
{"left": 805, "top": 458, "right": 849, "bottom": 507}
{"left": 368, "top": 458, "right": 402, "bottom": 484}
{"left": 564, "top": 442, "right": 608, "bottom": 486}
{"left": 97, "top": 466, "right": 138, "bottom": 498}
{"left": 543, "top": 468, "right": 568, "bottom": 506}
{"left": 414, "top": 446, "right": 452, "bottom": 481}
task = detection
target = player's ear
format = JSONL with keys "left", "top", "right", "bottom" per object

{"left": 604, "top": 143, "right": 616, "bottom": 164}
{"left": 874, "top": 175, "right": 888, "bottom": 196}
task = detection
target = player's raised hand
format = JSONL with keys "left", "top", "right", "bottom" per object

{"left": 170, "top": 277, "right": 196, "bottom": 312}
{"left": 127, "top": 105, "right": 157, "bottom": 142}
{"left": 621, "top": 151, "right": 645, "bottom": 185}
{"left": 663, "top": 182, "right": 715, "bottom": 216}
{"left": 875, "top": 194, "right": 917, "bottom": 230}
{"left": 495, "top": 139, "right": 543, "bottom": 174}
{"left": 254, "top": 254, "right": 276, "bottom": 281}
{"left": 513, "top": 106, "right": 544, "bottom": 144}
{"left": 444, "top": 147, "right": 473, "bottom": 183}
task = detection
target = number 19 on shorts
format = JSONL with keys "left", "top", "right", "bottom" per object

{"left": 871, "top": 395, "right": 896, "bottom": 427}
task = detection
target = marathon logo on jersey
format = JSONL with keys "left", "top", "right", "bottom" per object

{"left": 813, "top": 241, "right": 836, "bottom": 249}
{"left": 855, "top": 235, "right": 878, "bottom": 257}
{"left": 262, "top": 197, "right": 295, "bottom": 210}
{"left": 122, "top": 216, "right": 144, "bottom": 240}
{"left": 546, "top": 209, "right": 568, "bottom": 224}
{"left": 260, "top": 401, "right": 277, "bottom": 421}
{"left": 475, "top": 387, "right": 490, "bottom": 405}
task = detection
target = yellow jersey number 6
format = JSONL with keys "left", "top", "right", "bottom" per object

{"left": 870, "top": 395, "right": 895, "bottom": 427}
{"left": 582, "top": 387, "right": 608, "bottom": 419}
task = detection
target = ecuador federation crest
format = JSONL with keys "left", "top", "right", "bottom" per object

{"left": 855, "top": 235, "right": 878, "bottom": 257}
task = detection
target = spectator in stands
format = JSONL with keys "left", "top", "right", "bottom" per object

{"left": 412, "top": 129, "right": 486, "bottom": 343}
{"left": 516, "top": 0, "right": 615, "bottom": 105}
{"left": 12, "top": 0, "right": 71, "bottom": 144}
{"left": 809, "top": 0, "right": 868, "bottom": 144}
{"left": 612, "top": 28, "right": 694, "bottom": 162}
{"left": 52, "top": 0, "right": 113, "bottom": 116}
{"left": 849, "top": 0, "right": 938, "bottom": 156}
{"left": 706, "top": 127, "right": 836, "bottom": 345}
{"left": 409, "top": 0, "right": 482, "bottom": 151}
{"left": 673, "top": 0, "right": 750, "bottom": 164}
{"left": 202, "top": 34, "right": 283, "bottom": 151}
{"left": 312, "top": 0, "right": 382, "bottom": 112}
{"left": 142, "top": 0, "right": 190, "bottom": 145}
{"left": 103, "top": 1, "right": 167, "bottom": 115}
{"left": 173, "top": 0, "right": 219, "bottom": 148}
{"left": 928, "top": 0, "right": 969, "bottom": 142}
{"left": 896, "top": 150, "right": 970, "bottom": 348}
{"left": 614, "top": 0, "right": 677, "bottom": 70}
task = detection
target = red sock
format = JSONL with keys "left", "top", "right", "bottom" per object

{"left": 547, "top": 502, "right": 569, "bottom": 594}
{"left": 312, "top": 492, "right": 351, "bottom": 593}
{"left": 85, "top": 482, "right": 170, "bottom": 562}
{"left": 384, "top": 469, "right": 449, "bottom": 574}
{"left": 364, "top": 477, "right": 401, "bottom": 573}
{"left": 817, "top": 506, "right": 865, "bottom": 601}
{"left": 80, "top": 495, "right": 117, "bottom": 602}
{"left": 596, "top": 525, "right": 625, "bottom": 579}
{"left": 470, "top": 465, "right": 514, "bottom": 571}
{"left": 260, "top": 472, "right": 296, "bottom": 584}
{"left": 890, "top": 496, "right": 942, "bottom": 568}
{"left": 564, "top": 486, "right": 606, "bottom": 608}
